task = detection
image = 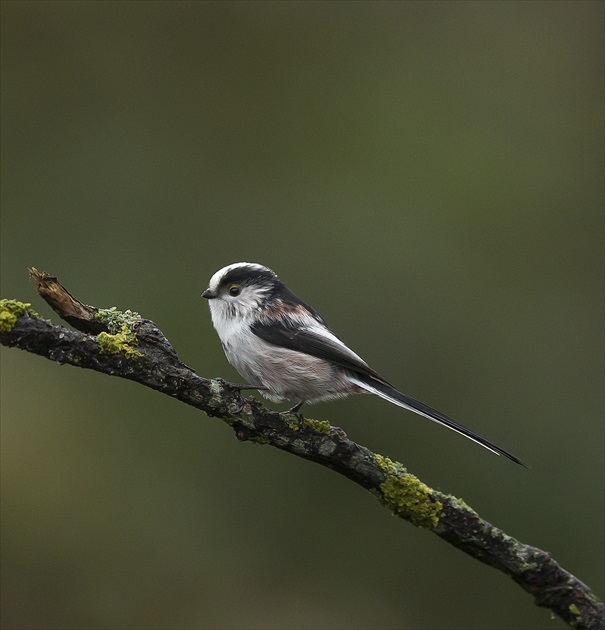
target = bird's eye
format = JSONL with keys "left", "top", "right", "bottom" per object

{"left": 228, "top": 285, "right": 240, "bottom": 297}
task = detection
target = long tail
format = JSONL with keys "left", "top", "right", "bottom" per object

{"left": 349, "top": 375, "right": 528, "bottom": 467}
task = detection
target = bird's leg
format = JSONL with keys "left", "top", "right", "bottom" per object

{"left": 288, "top": 401, "right": 304, "bottom": 415}
{"left": 283, "top": 401, "right": 305, "bottom": 428}
{"left": 213, "top": 377, "right": 268, "bottom": 392}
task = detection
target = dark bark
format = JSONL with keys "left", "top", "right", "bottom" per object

{"left": 1, "top": 271, "right": 602, "bottom": 630}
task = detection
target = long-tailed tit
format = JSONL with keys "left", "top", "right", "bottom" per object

{"left": 202, "top": 262, "right": 526, "bottom": 466}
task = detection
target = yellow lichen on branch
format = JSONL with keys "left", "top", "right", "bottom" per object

{"left": 96, "top": 326, "right": 142, "bottom": 359}
{"left": 0, "top": 299, "right": 37, "bottom": 333}
{"left": 374, "top": 453, "right": 443, "bottom": 528}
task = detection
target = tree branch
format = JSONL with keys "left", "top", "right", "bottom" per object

{"left": 1, "top": 270, "right": 603, "bottom": 630}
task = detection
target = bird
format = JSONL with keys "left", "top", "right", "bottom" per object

{"left": 202, "top": 262, "right": 526, "bottom": 466}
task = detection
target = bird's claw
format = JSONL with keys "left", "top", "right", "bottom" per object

{"left": 230, "top": 400, "right": 246, "bottom": 414}
{"left": 281, "top": 402, "right": 305, "bottom": 429}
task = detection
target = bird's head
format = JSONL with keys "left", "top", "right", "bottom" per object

{"left": 202, "top": 262, "right": 281, "bottom": 322}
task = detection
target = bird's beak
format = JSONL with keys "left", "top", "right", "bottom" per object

{"left": 202, "top": 289, "right": 217, "bottom": 299}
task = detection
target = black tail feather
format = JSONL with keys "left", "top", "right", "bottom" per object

{"left": 350, "top": 375, "right": 528, "bottom": 468}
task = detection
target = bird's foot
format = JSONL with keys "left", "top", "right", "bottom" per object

{"left": 282, "top": 402, "right": 305, "bottom": 428}
{"left": 230, "top": 401, "right": 245, "bottom": 414}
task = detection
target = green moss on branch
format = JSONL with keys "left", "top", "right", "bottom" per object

{"left": 95, "top": 307, "right": 142, "bottom": 333}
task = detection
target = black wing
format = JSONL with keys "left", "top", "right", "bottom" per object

{"left": 251, "top": 319, "right": 384, "bottom": 382}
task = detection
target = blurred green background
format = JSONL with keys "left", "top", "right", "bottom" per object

{"left": 1, "top": 1, "right": 603, "bottom": 629}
